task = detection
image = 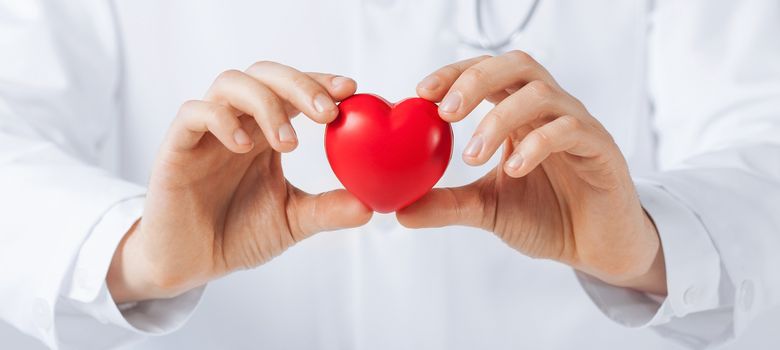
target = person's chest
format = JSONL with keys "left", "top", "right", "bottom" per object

{"left": 113, "top": 0, "right": 655, "bottom": 190}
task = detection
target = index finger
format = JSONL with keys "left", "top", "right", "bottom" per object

{"left": 245, "top": 61, "right": 346, "bottom": 124}
{"left": 416, "top": 55, "right": 491, "bottom": 102}
{"left": 421, "top": 50, "right": 556, "bottom": 123}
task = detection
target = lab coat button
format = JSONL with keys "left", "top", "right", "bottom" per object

{"left": 738, "top": 280, "right": 755, "bottom": 312}
{"left": 33, "top": 298, "right": 52, "bottom": 331}
{"left": 683, "top": 286, "right": 698, "bottom": 306}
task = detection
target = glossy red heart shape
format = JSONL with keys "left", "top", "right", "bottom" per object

{"left": 325, "top": 94, "right": 453, "bottom": 213}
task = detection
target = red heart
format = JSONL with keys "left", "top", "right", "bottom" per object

{"left": 325, "top": 94, "right": 453, "bottom": 213}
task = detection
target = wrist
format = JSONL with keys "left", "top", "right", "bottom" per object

{"left": 107, "top": 219, "right": 151, "bottom": 304}
{"left": 106, "top": 219, "right": 171, "bottom": 303}
{"left": 598, "top": 211, "right": 668, "bottom": 295}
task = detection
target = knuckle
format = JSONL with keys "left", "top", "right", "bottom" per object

{"left": 440, "top": 65, "right": 463, "bottom": 80}
{"left": 476, "top": 178, "right": 498, "bottom": 231}
{"left": 178, "top": 100, "right": 200, "bottom": 115}
{"left": 569, "top": 95, "right": 587, "bottom": 110}
{"left": 529, "top": 129, "right": 551, "bottom": 149}
{"left": 461, "top": 66, "right": 489, "bottom": 86}
{"left": 246, "top": 60, "right": 276, "bottom": 74}
{"left": 487, "top": 108, "right": 511, "bottom": 129}
{"left": 505, "top": 49, "right": 534, "bottom": 65}
{"left": 558, "top": 115, "right": 582, "bottom": 131}
{"left": 205, "top": 103, "right": 230, "bottom": 117}
{"left": 516, "top": 64, "right": 537, "bottom": 80}
{"left": 440, "top": 55, "right": 491, "bottom": 80}
{"left": 526, "top": 80, "right": 556, "bottom": 102}
{"left": 257, "top": 90, "right": 282, "bottom": 109}
{"left": 216, "top": 69, "right": 242, "bottom": 82}
{"left": 290, "top": 73, "right": 316, "bottom": 94}
{"left": 204, "top": 104, "right": 233, "bottom": 126}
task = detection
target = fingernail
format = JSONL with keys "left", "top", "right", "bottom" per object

{"left": 331, "top": 76, "right": 351, "bottom": 88}
{"left": 313, "top": 93, "right": 336, "bottom": 114}
{"left": 439, "top": 90, "right": 462, "bottom": 114}
{"left": 418, "top": 75, "right": 441, "bottom": 91}
{"left": 506, "top": 153, "right": 524, "bottom": 170}
{"left": 463, "top": 134, "right": 484, "bottom": 158}
{"left": 277, "top": 123, "right": 297, "bottom": 143}
{"left": 233, "top": 128, "right": 252, "bottom": 145}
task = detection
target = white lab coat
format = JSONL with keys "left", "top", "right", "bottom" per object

{"left": 1, "top": 0, "right": 779, "bottom": 349}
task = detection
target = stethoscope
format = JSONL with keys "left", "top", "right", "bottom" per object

{"left": 458, "top": 0, "right": 541, "bottom": 53}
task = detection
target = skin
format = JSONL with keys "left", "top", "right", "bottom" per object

{"left": 397, "top": 52, "right": 667, "bottom": 295}
{"left": 109, "top": 52, "right": 666, "bottom": 303}
{"left": 107, "top": 62, "right": 373, "bottom": 303}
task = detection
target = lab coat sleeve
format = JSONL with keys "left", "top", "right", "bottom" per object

{"left": 576, "top": 0, "right": 780, "bottom": 348}
{"left": 57, "top": 196, "right": 205, "bottom": 349}
{"left": 0, "top": 1, "right": 201, "bottom": 349}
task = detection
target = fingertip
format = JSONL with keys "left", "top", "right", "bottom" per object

{"left": 314, "top": 109, "right": 339, "bottom": 124}
{"left": 502, "top": 163, "right": 524, "bottom": 178}
{"left": 461, "top": 134, "right": 488, "bottom": 166}
{"left": 271, "top": 137, "right": 298, "bottom": 153}
{"left": 356, "top": 206, "right": 374, "bottom": 226}
{"left": 502, "top": 153, "right": 526, "bottom": 178}
{"left": 313, "top": 93, "right": 340, "bottom": 123}
{"left": 337, "top": 190, "right": 374, "bottom": 227}
{"left": 270, "top": 143, "right": 296, "bottom": 154}
{"left": 395, "top": 208, "right": 421, "bottom": 229}
{"left": 415, "top": 86, "right": 438, "bottom": 102}
{"left": 328, "top": 107, "right": 341, "bottom": 123}
{"left": 437, "top": 109, "right": 463, "bottom": 123}
{"left": 272, "top": 124, "right": 298, "bottom": 152}
{"left": 330, "top": 76, "right": 357, "bottom": 100}
{"left": 343, "top": 191, "right": 373, "bottom": 216}
{"left": 232, "top": 142, "right": 255, "bottom": 154}
{"left": 461, "top": 155, "right": 484, "bottom": 167}
{"left": 416, "top": 75, "right": 446, "bottom": 102}
{"left": 394, "top": 191, "right": 441, "bottom": 229}
{"left": 230, "top": 128, "right": 255, "bottom": 153}
{"left": 438, "top": 90, "right": 464, "bottom": 122}
{"left": 437, "top": 111, "right": 465, "bottom": 123}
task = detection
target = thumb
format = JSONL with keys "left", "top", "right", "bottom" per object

{"left": 396, "top": 183, "right": 489, "bottom": 230}
{"left": 292, "top": 188, "right": 373, "bottom": 238}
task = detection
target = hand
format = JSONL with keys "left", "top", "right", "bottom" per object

{"left": 107, "top": 62, "right": 372, "bottom": 303}
{"left": 397, "top": 52, "right": 666, "bottom": 295}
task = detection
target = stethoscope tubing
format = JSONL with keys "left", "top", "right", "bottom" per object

{"left": 460, "top": 0, "right": 541, "bottom": 52}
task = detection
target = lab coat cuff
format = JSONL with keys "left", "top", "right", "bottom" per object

{"left": 63, "top": 196, "right": 205, "bottom": 334}
{"left": 65, "top": 196, "right": 144, "bottom": 303}
{"left": 635, "top": 180, "right": 721, "bottom": 321}
{"left": 575, "top": 180, "right": 722, "bottom": 327}
{"left": 85, "top": 283, "right": 206, "bottom": 335}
